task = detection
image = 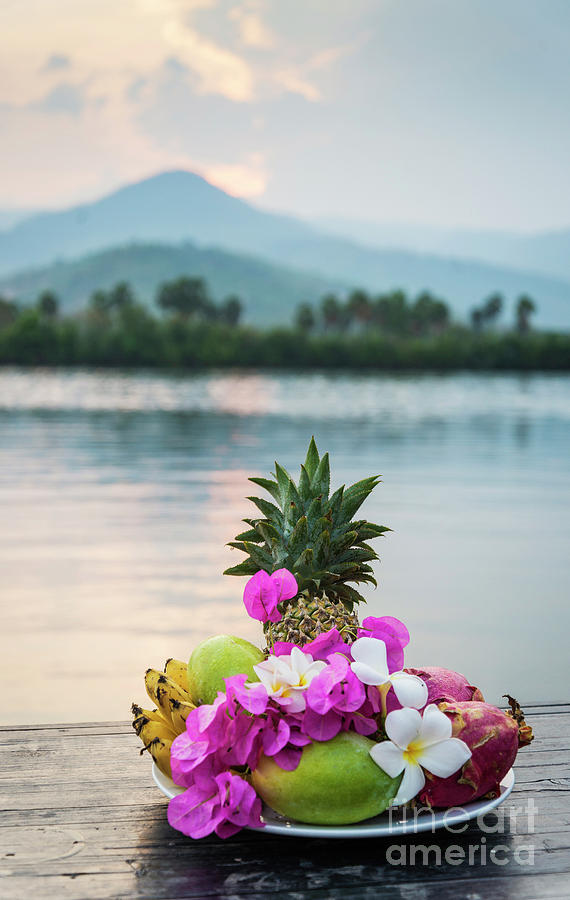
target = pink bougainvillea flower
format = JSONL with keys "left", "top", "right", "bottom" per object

{"left": 303, "top": 706, "right": 343, "bottom": 741}
{"left": 306, "top": 653, "right": 364, "bottom": 715}
{"left": 261, "top": 712, "right": 291, "bottom": 756}
{"left": 341, "top": 709, "right": 378, "bottom": 736}
{"left": 213, "top": 771, "right": 264, "bottom": 837}
{"left": 272, "top": 745, "right": 305, "bottom": 770}
{"left": 272, "top": 641, "right": 297, "bottom": 657}
{"left": 168, "top": 770, "right": 264, "bottom": 839}
{"left": 358, "top": 616, "right": 410, "bottom": 673}
{"left": 270, "top": 568, "right": 298, "bottom": 602}
{"left": 304, "top": 628, "right": 352, "bottom": 662}
{"left": 224, "top": 673, "right": 269, "bottom": 715}
{"left": 243, "top": 568, "right": 298, "bottom": 623}
{"left": 184, "top": 693, "right": 230, "bottom": 746}
{"left": 170, "top": 732, "right": 216, "bottom": 788}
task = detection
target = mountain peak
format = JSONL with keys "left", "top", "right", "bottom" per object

{"left": 0, "top": 171, "right": 568, "bottom": 329}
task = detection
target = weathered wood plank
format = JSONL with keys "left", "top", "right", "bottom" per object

{"left": 1, "top": 709, "right": 569, "bottom": 899}
{"left": 1, "top": 874, "right": 570, "bottom": 900}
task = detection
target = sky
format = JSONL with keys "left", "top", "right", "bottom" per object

{"left": 2, "top": 0, "right": 570, "bottom": 230}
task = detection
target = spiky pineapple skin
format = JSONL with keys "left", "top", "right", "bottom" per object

{"left": 268, "top": 590, "right": 360, "bottom": 646}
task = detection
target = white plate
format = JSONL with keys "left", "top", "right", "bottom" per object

{"left": 152, "top": 762, "right": 515, "bottom": 838}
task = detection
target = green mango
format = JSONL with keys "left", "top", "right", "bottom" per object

{"left": 252, "top": 732, "right": 401, "bottom": 824}
{"left": 187, "top": 634, "right": 264, "bottom": 705}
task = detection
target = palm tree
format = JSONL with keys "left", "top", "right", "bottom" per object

{"left": 0, "top": 296, "right": 18, "bottom": 329}
{"left": 516, "top": 295, "right": 536, "bottom": 333}
{"left": 220, "top": 295, "right": 243, "bottom": 326}
{"left": 346, "top": 289, "right": 372, "bottom": 328}
{"left": 295, "top": 302, "right": 316, "bottom": 332}
{"left": 108, "top": 282, "right": 135, "bottom": 310}
{"left": 411, "top": 291, "right": 450, "bottom": 336}
{"left": 374, "top": 291, "right": 409, "bottom": 335}
{"left": 482, "top": 293, "right": 503, "bottom": 326}
{"left": 37, "top": 290, "right": 59, "bottom": 318}
{"left": 470, "top": 308, "right": 483, "bottom": 331}
{"left": 157, "top": 277, "right": 211, "bottom": 319}
{"left": 321, "top": 294, "right": 342, "bottom": 331}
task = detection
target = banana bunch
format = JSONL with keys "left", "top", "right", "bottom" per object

{"left": 132, "top": 658, "right": 195, "bottom": 778}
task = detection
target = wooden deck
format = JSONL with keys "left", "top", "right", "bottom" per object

{"left": 1, "top": 704, "right": 569, "bottom": 899}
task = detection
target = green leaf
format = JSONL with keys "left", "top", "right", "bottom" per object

{"left": 234, "top": 529, "right": 262, "bottom": 542}
{"left": 327, "top": 485, "right": 344, "bottom": 520}
{"left": 224, "top": 559, "right": 259, "bottom": 576}
{"left": 274, "top": 462, "right": 293, "bottom": 503}
{"left": 247, "top": 496, "right": 283, "bottom": 522}
{"left": 312, "top": 452, "right": 330, "bottom": 499}
{"left": 311, "top": 515, "right": 333, "bottom": 543}
{"left": 330, "top": 529, "right": 359, "bottom": 554}
{"left": 354, "top": 523, "right": 392, "bottom": 540}
{"left": 313, "top": 528, "right": 330, "bottom": 567}
{"left": 292, "top": 547, "right": 314, "bottom": 571}
{"left": 287, "top": 515, "right": 309, "bottom": 558}
{"left": 306, "top": 496, "right": 323, "bottom": 525}
{"left": 255, "top": 521, "right": 280, "bottom": 545}
{"left": 338, "top": 546, "right": 379, "bottom": 565}
{"left": 248, "top": 476, "right": 281, "bottom": 503}
{"left": 298, "top": 464, "right": 311, "bottom": 500}
{"left": 337, "top": 584, "right": 367, "bottom": 607}
{"left": 242, "top": 540, "right": 274, "bottom": 569}
{"left": 353, "top": 572, "right": 377, "bottom": 587}
{"left": 341, "top": 476, "right": 381, "bottom": 520}
{"left": 304, "top": 436, "right": 320, "bottom": 480}
{"left": 329, "top": 561, "right": 361, "bottom": 576}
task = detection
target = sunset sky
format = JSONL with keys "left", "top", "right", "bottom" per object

{"left": 2, "top": 0, "right": 569, "bottom": 229}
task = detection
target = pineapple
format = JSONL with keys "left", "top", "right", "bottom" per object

{"left": 224, "top": 438, "right": 390, "bottom": 646}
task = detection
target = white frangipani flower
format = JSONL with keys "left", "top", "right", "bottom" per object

{"left": 350, "top": 637, "right": 428, "bottom": 709}
{"left": 370, "top": 704, "right": 472, "bottom": 805}
{"left": 253, "top": 647, "right": 326, "bottom": 713}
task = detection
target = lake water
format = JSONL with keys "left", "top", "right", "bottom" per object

{"left": 0, "top": 368, "right": 568, "bottom": 724}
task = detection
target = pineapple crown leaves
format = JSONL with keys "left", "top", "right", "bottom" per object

{"left": 224, "top": 437, "right": 391, "bottom": 612}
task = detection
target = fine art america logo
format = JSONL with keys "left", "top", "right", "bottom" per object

{"left": 384, "top": 799, "right": 537, "bottom": 867}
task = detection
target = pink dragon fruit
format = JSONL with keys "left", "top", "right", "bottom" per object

{"left": 406, "top": 666, "right": 484, "bottom": 706}
{"left": 386, "top": 666, "right": 484, "bottom": 714}
{"left": 419, "top": 701, "right": 520, "bottom": 808}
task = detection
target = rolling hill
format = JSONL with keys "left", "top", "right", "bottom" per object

{"left": 0, "top": 241, "right": 342, "bottom": 326}
{"left": 313, "top": 218, "right": 570, "bottom": 284}
{"left": 0, "top": 171, "right": 568, "bottom": 328}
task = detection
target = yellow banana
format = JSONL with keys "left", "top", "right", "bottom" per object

{"left": 131, "top": 703, "right": 175, "bottom": 737}
{"left": 145, "top": 668, "right": 192, "bottom": 724}
{"left": 169, "top": 698, "right": 195, "bottom": 733}
{"left": 164, "top": 658, "right": 189, "bottom": 693}
{"left": 137, "top": 718, "right": 174, "bottom": 778}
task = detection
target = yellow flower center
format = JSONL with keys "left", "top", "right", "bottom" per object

{"left": 402, "top": 740, "right": 423, "bottom": 766}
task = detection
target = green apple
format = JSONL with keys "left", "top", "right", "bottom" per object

{"left": 187, "top": 634, "right": 264, "bottom": 705}
{"left": 251, "top": 732, "right": 401, "bottom": 825}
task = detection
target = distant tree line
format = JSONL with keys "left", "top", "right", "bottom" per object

{"left": 0, "top": 277, "right": 568, "bottom": 370}
{"left": 295, "top": 289, "right": 536, "bottom": 336}
{"left": 87, "top": 277, "right": 243, "bottom": 325}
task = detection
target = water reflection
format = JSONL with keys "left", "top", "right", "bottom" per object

{"left": 0, "top": 370, "right": 568, "bottom": 723}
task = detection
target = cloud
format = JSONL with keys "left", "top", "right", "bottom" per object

{"left": 35, "top": 82, "right": 85, "bottom": 117}
{"left": 42, "top": 53, "right": 71, "bottom": 72}
{"left": 273, "top": 69, "right": 320, "bottom": 103}
{"left": 229, "top": 5, "right": 275, "bottom": 49}
{"left": 203, "top": 152, "right": 268, "bottom": 196}
{"left": 162, "top": 19, "right": 254, "bottom": 101}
